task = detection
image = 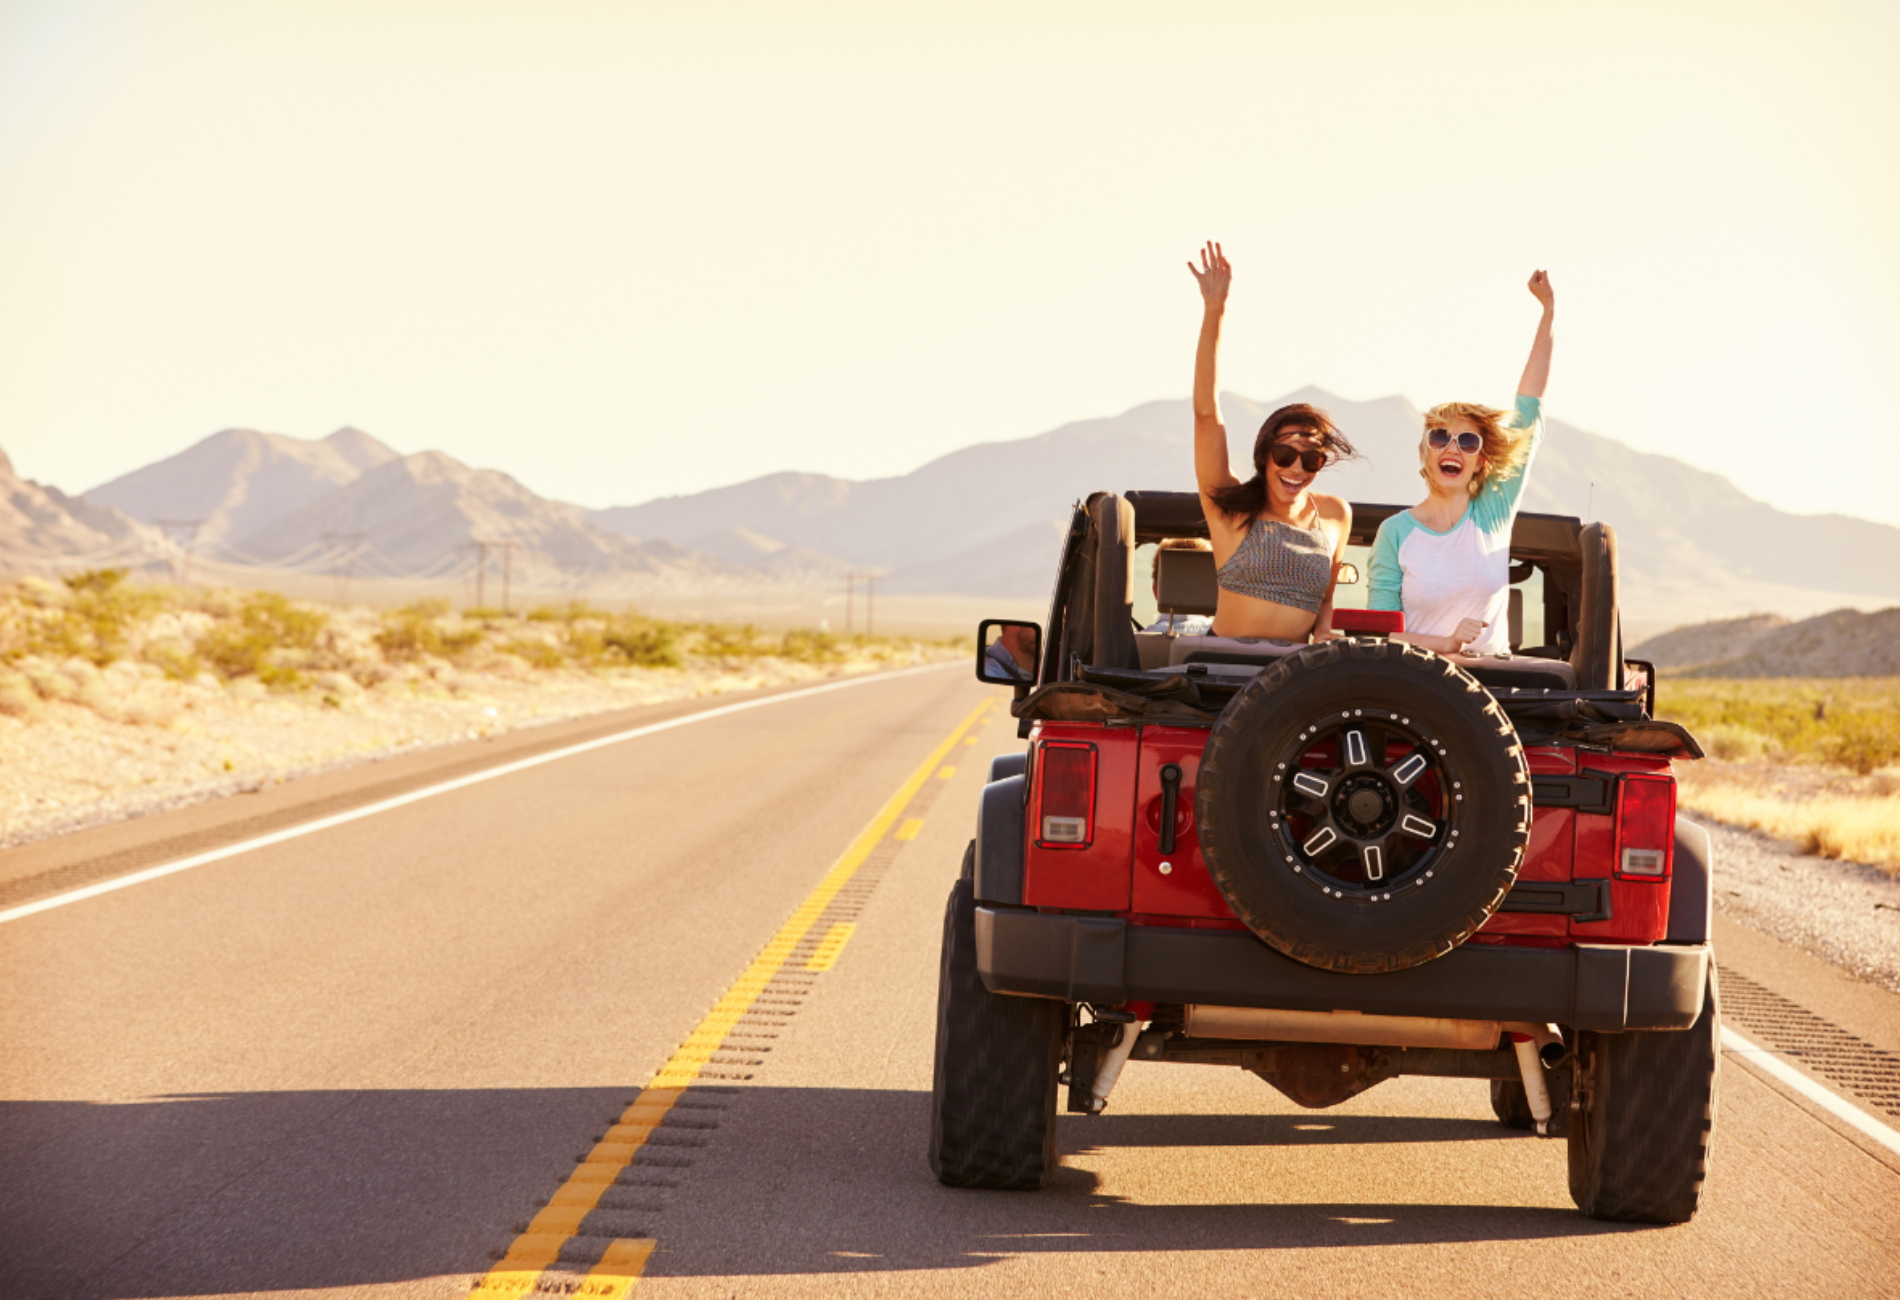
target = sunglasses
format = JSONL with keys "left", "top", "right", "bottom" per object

{"left": 1268, "top": 444, "right": 1329, "bottom": 474}
{"left": 1427, "top": 428, "right": 1483, "bottom": 455}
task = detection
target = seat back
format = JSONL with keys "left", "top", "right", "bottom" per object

{"left": 1156, "top": 547, "right": 1218, "bottom": 615}
{"left": 1168, "top": 635, "right": 1306, "bottom": 669}
{"left": 1571, "top": 523, "right": 1621, "bottom": 690}
{"left": 1090, "top": 493, "right": 1141, "bottom": 671}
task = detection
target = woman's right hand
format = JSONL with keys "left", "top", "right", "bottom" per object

{"left": 1188, "top": 241, "right": 1231, "bottom": 307}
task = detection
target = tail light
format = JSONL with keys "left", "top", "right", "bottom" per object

{"left": 1614, "top": 772, "right": 1675, "bottom": 879}
{"left": 1035, "top": 742, "right": 1097, "bottom": 847}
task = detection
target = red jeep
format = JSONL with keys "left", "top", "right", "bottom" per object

{"left": 933, "top": 491, "right": 1717, "bottom": 1224}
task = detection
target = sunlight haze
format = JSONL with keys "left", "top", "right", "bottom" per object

{"left": 2, "top": 0, "right": 1896, "bottom": 523}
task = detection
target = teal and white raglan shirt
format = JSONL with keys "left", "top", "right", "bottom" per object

{"left": 1367, "top": 395, "right": 1544, "bottom": 657}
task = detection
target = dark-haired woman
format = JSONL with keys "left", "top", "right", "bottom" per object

{"left": 1189, "top": 241, "right": 1356, "bottom": 641}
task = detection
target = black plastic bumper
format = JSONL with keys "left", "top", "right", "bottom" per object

{"left": 974, "top": 906, "right": 1710, "bottom": 1032}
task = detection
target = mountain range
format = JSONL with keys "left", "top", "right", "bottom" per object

{"left": 6, "top": 388, "right": 1898, "bottom": 632}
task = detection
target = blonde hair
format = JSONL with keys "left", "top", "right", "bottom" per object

{"left": 1419, "top": 401, "right": 1533, "bottom": 497}
{"left": 1157, "top": 536, "right": 1212, "bottom": 553}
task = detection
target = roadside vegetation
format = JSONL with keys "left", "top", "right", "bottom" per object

{"left": 0, "top": 569, "right": 954, "bottom": 721}
{"left": 1656, "top": 677, "right": 1900, "bottom": 872}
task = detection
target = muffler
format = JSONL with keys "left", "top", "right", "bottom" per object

{"left": 1183, "top": 1005, "right": 1553, "bottom": 1053}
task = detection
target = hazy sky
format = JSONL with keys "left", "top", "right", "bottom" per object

{"left": 3, "top": 0, "right": 1897, "bottom": 523}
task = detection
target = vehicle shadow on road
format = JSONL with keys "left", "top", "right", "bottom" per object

{"left": 0, "top": 1083, "right": 1646, "bottom": 1297}
{"left": 0, "top": 1086, "right": 632, "bottom": 1300}
{"left": 639, "top": 1085, "right": 1651, "bottom": 1283}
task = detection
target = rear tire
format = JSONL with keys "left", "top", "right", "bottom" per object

{"left": 1568, "top": 970, "right": 1721, "bottom": 1223}
{"left": 928, "top": 852, "right": 1064, "bottom": 1189}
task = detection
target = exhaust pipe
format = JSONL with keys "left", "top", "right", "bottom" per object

{"left": 1182, "top": 1006, "right": 1566, "bottom": 1057}
{"left": 1088, "top": 1019, "right": 1144, "bottom": 1113}
{"left": 1509, "top": 1031, "right": 1555, "bottom": 1135}
{"left": 1185, "top": 1005, "right": 1502, "bottom": 1051}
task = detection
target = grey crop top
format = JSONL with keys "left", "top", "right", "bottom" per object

{"left": 1215, "top": 515, "right": 1332, "bottom": 614}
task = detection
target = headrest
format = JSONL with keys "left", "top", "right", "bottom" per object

{"left": 1156, "top": 547, "right": 1218, "bottom": 615}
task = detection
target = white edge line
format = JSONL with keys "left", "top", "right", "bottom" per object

{"left": 1723, "top": 1024, "right": 1900, "bottom": 1157}
{"left": 1, "top": 661, "right": 965, "bottom": 927}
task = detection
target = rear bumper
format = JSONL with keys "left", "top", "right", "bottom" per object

{"left": 974, "top": 906, "right": 1710, "bottom": 1032}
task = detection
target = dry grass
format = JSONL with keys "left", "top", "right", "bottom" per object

{"left": 1654, "top": 676, "right": 1900, "bottom": 872}
{"left": 1673, "top": 759, "right": 1900, "bottom": 874}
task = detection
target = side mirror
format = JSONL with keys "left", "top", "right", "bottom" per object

{"left": 1335, "top": 561, "right": 1361, "bottom": 585}
{"left": 976, "top": 619, "right": 1041, "bottom": 686}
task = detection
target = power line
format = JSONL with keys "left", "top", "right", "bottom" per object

{"left": 154, "top": 519, "right": 207, "bottom": 585}
{"left": 320, "top": 531, "right": 366, "bottom": 603}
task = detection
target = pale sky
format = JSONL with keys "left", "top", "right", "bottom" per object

{"left": 3, "top": 0, "right": 1897, "bottom": 523}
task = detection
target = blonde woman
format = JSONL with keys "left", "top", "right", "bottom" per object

{"left": 1367, "top": 271, "right": 1555, "bottom": 657}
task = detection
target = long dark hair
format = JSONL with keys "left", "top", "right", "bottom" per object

{"left": 1208, "top": 403, "right": 1357, "bottom": 522}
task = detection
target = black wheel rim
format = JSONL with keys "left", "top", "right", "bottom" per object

{"left": 1266, "top": 707, "right": 1462, "bottom": 901}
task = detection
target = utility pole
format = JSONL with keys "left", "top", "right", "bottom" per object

{"left": 320, "top": 531, "right": 366, "bottom": 603}
{"left": 155, "top": 519, "right": 206, "bottom": 585}
{"left": 471, "top": 539, "right": 518, "bottom": 612}
{"left": 843, "top": 572, "right": 878, "bottom": 636}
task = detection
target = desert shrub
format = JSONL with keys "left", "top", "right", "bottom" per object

{"left": 374, "top": 599, "right": 481, "bottom": 663}
{"left": 144, "top": 638, "right": 205, "bottom": 682}
{"left": 1822, "top": 708, "right": 1900, "bottom": 776}
{"left": 1700, "top": 724, "right": 1768, "bottom": 762}
{"left": 197, "top": 591, "right": 328, "bottom": 688}
{"left": 499, "top": 637, "right": 565, "bottom": 669}
{"left": 778, "top": 628, "right": 843, "bottom": 663}
{"left": 603, "top": 617, "right": 683, "bottom": 668}
{"left": 18, "top": 568, "right": 169, "bottom": 666}
{"left": 526, "top": 601, "right": 610, "bottom": 625}
{"left": 695, "top": 623, "right": 766, "bottom": 658}
{"left": 1656, "top": 677, "right": 1900, "bottom": 770}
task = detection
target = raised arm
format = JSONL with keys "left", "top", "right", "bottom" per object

{"left": 1189, "top": 242, "right": 1238, "bottom": 497}
{"left": 1517, "top": 270, "right": 1555, "bottom": 399}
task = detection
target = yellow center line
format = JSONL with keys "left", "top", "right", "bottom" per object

{"left": 468, "top": 695, "right": 994, "bottom": 1297}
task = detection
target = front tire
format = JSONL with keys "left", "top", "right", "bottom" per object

{"left": 928, "top": 852, "right": 1064, "bottom": 1189}
{"left": 1568, "top": 971, "right": 1721, "bottom": 1223}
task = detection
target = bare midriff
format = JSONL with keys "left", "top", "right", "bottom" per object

{"left": 1210, "top": 590, "right": 1318, "bottom": 641}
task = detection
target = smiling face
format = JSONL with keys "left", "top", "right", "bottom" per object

{"left": 1421, "top": 415, "right": 1485, "bottom": 497}
{"left": 1263, "top": 430, "right": 1324, "bottom": 510}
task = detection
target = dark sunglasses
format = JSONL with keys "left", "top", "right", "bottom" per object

{"left": 1268, "top": 444, "right": 1329, "bottom": 473}
{"left": 1427, "top": 428, "right": 1483, "bottom": 454}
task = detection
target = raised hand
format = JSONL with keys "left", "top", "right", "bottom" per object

{"left": 1188, "top": 241, "right": 1232, "bottom": 307}
{"left": 1528, "top": 269, "right": 1554, "bottom": 309}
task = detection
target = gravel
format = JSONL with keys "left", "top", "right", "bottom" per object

{"left": 1704, "top": 817, "right": 1900, "bottom": 993}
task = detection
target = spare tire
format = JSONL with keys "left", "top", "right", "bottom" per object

{"left": 1196, "top": 639, "right": 1531, "bottom": 974}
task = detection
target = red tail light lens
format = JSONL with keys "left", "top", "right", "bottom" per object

{"left": 1614, "top": 772, "right": 1675, "bottom": 879}
{"left": 1036, "top": 742, "right": 1097, "bottom": 847}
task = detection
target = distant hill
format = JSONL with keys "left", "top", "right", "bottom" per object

{"left": 87, "top": 427, "right": 400, "bottom": 551}
{"left": 1631, "top": 608, "right": 1900, "bottom": 678}
{"left": 1, "top": 446, "right": 162, "bottom": 572}
{"left": 1626, "top": 614, "right": 1789, "bottom": 669}
{"left": 42, "top": 389, "right": 1900, "bottom": 623}
{"left": 590, "top": 387, "right": 1900, "bottom": 625}
{"left": 233, "top": 448, "right": 732, "bottom": 584}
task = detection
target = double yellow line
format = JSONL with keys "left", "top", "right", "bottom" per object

{"left": 470, "top": 696, "right": 996, "bottom": 1298}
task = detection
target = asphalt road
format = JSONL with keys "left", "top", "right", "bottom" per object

{"left": 2, "top": 664, "right": 1898, "bottom": 1299}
